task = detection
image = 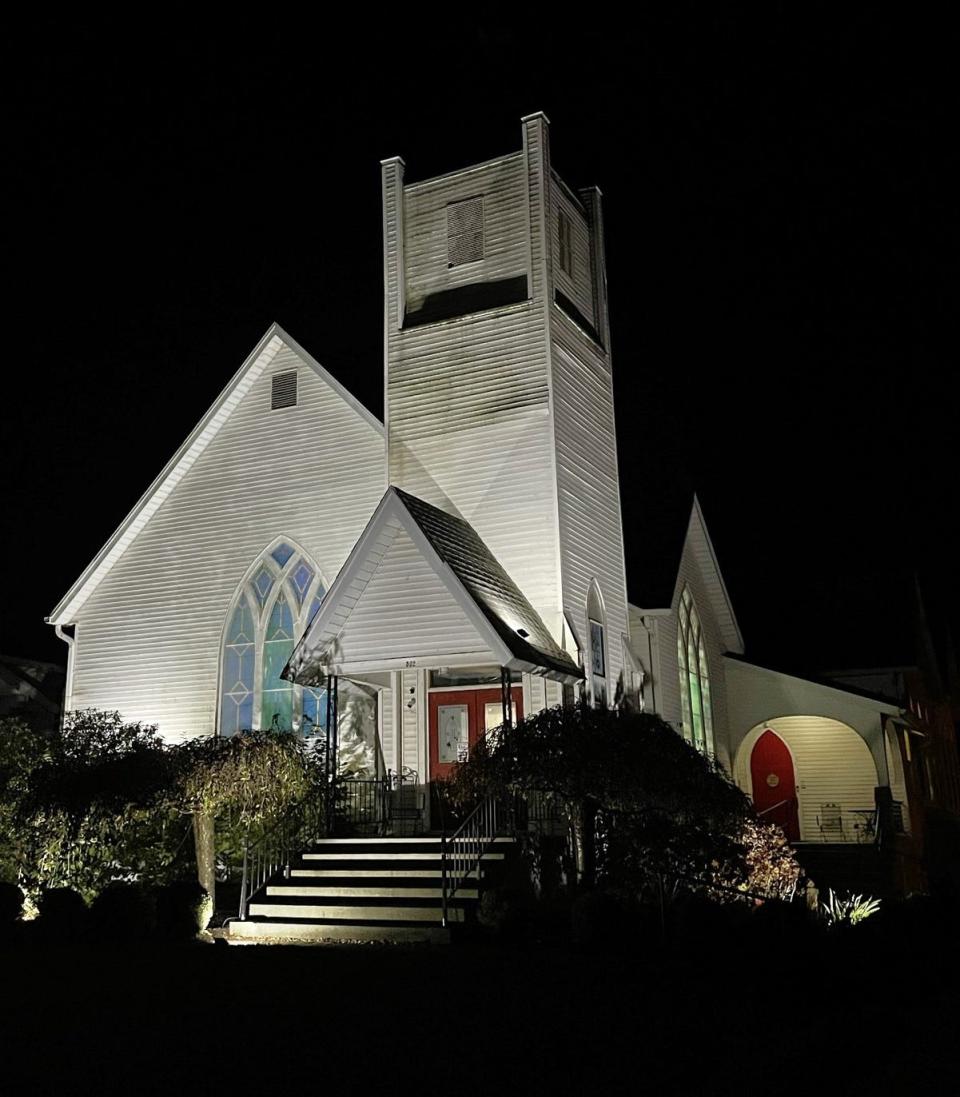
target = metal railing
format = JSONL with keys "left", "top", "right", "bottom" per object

{"left": 238, "top": 782, "right": 329, "bottom": 921}
{"left": 334, "top": 776, "right": 390, "bottom": 836}
{"left": 440, "top": 793, "right": 513, "bottom": 927}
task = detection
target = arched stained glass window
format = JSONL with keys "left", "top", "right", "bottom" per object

{"left": 218, "top": 540, "right": 327, "bottom": 737}
{"left": 587, "top": 581, "right": 607, "bottom": 706}
{"left": 678, "top": 586, "right": 714, "bottom": 755}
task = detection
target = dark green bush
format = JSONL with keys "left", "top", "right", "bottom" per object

{"left": 155, "top": 880, "right": 212, "bottom": 940}
{"left": 36, "top": 887, "right": 89, "bottom": 939}
{"left": 0, "top": 882, "right": 23, "bottom": 930}
{"left": 89, "top": 882, "right": 157, "bottom": 942}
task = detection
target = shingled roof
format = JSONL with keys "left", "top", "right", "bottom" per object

{"left": 286, "top": 487, "right": 581, "bottom": 684}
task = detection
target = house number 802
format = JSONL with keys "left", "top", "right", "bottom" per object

{"left": 404, "top": 660, "right": 417, "bottom": 668}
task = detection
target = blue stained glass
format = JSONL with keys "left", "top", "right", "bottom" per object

{"left": 224, "top": 644, "right": 253, "bottom": 692}
{"left": 291, "top": 562, "right": 314, "bottom": 606}
{"left": 302, "top": 688, "right": 330, "bottom": 734}
{"left": 252, "top": 567, "right": 274, "bottom": 606}
{"left": 308, "top": 592, "right": 324, "bottom": 625}
{"left": 271, "top": 542, "right": 295, "bottom": 568}
{"left": 221, "top": 691, "right": 253, "bottom": 738}
{"left": 266, "top": 594, "right": 294, "bottom": 641}
{"left": 227, "top": 601, "right": 255, "bottom": 643}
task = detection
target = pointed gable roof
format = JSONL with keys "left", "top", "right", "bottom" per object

{"left": 286, "top": 487, "right": 581, "bottom": 684}
{"left": 681, "top": 495, "right": 744, "bottom": 654}
{"left": 630, "top": 493, "right": 744, "bottom": 654}
{"left": 46, "top": 323, "right": 382, "bottom": 626}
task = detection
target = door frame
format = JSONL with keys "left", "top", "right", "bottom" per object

{"left": 749, "top": 726, "right": 801, "bottom": 841}
{"left": 427, "top": 684, "right": 524, "bottom": 782}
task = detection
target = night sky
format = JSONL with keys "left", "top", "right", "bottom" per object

{"left": 6, "top": 13, "right": 957, "bottom": 676}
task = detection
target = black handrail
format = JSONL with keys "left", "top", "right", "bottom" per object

{"left": 237, "top": 782, "right": 330, "bottom": 920}
{"left": 440, "top": 793, "right": 512, "bottom": 927}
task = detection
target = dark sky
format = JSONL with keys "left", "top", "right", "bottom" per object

{"left": 5, "top": 12, "right": 957, "bottom": 674}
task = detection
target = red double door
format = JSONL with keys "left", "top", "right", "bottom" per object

{"left": 428, "top": 687, "right": 523, "bottom": 780}
{"left": 750, "top": 728, "right": 800, "bottom": 841}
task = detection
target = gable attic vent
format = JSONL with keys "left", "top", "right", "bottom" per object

{"left": 447, "top": 196, "right": 484, "bottom": 267}
{"left": 271, "top": 370, "right": 298, "bottom": 410}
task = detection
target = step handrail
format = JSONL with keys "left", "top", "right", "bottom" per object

{"left": 440, "top": 792, "right": 510, "bottom": 928}
{"left": 238, "top": 781, "right": 330, "bottom": 920}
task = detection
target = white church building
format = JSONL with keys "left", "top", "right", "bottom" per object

{"left": 47, "top": 115, "right": 920, "bottom": 913}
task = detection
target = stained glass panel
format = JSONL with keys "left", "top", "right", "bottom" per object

{"left": 308, "top": 593, "right": 324, "bottom": 625}
{"left": 302, "top": 688, "right": 330, "bottom": 735}
{"left": 291, "top": 561, "right": 314, "bottom": 606}
{"left": 266, "top": 594, "right": 294, "bottom": 640}
{"left": 271, "top": 542, "right": 295, "bottom": 568}
{"left": 262, "top": 636, "right": 294, "bottom": 732}
{"left": 252, "top": 567, "right": 274, "bottom": 606}
{"left": 227, "top": 600, "right": 255, "bottom": 644}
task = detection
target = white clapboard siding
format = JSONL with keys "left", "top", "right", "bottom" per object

{"left": 385, "top": 121, "right": 564, "bottom": 644}
{"left": 551, "top": 334, "right": 628, "bottom": 695}
{"left": 653, "top": 537, "right": 733, "bottom": 772}
{"left": 68, "top": 340, "right": 385, "bottom": 741}
{"left": 401, "top": 667, "right": 424, "bottom": 779}
{"left": 403, "top": 154, "right": 527, "bottom": 311}
{"left": 552, "top": 175, "right": 595, "bottom": 326}
{"left": 379, "top": 683, "right": 395, "bottom": 773}
{"left": 736, "top": 716, "right": 880, "bottom": 843}
{"left": 326, "top": 524, "right": 496, "bottom": 667}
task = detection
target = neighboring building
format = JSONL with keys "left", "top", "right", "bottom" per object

{"left": 45, "top": 115, "right": 960, "bottom": 901}
{"left": 0, "top": 654, "right": 64, "bottom": 732}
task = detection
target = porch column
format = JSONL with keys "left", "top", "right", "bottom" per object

{"left": 325, "top": 673, "right": 339, "bottom": 831}
{"left": 501, "top": 667, "right": 513, "bottom": 729}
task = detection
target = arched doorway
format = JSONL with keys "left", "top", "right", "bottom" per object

{"left": 750, "top": 728, "right": 800, "bottom": 841}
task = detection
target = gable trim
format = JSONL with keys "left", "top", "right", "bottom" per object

{"left": 667, "top": 494, "right": 744, "bottom": 654}
{"left": 285, "top": 489, "right": 515, "bottom": 683}
{"left": 47, "top": 323, "right": 383, "bottom": 626}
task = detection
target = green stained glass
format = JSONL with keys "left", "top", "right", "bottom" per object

{"left": 262, "top": 636, "right": 294, "bottom": 731}
{"left": 677, "top": 632, "right": 692, "bottom": 741}
{"left": 266, "top": 594, "right": 293, "bottom": 641}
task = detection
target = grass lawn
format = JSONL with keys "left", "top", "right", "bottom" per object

{"left": 2, "top": 926, "right": 957, "bottom": 1096}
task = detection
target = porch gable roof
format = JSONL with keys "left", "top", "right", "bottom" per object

{"left": 285, "top": 487, "right": 582, "bottom": 684}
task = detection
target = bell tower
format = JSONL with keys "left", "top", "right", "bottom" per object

{"left": 381, "top": 114, "right": 628, "bottom": 693}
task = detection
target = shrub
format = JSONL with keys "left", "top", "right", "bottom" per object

{"left": 820, "top": 889, "right": 881, "bottom": 929}
{"left": 89, "top": 882, "right": 158, "bottom": 942}
{"left": 0, "top": 881, "right": 23, "bottom": 932}
{"left": 36, "top": 887, "right": 89, "bottom": 940}
{"left": 155, "top": 880, "right": 213, "bottom": 940}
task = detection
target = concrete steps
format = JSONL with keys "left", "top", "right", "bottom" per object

{"left": 226, "top": 834, "right": 513, "bottom": 944}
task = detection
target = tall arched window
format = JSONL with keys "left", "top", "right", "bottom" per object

{"left": 220, "top": 539, "right": 327, "bottom": 736}
{"left": 677, "top": 586, "right": 714, "bottom": 754}
{"left": 587, "top": 581, "right": 607, "bottom": 706}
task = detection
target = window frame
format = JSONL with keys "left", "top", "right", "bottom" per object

{"left": 677, "top": 586, "right": 715, "bottom": 755}
{"left": 218, "top": 539, "right": 328, "bottom": 737}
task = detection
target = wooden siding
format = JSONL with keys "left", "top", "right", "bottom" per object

{"left": 734, "top": 716, "right": 880, "bottom": 843}
{"left": 400, "top": 667, "right": 425, "bottom": 781}
{"left": 403, "top": 154, "right": 526, "bottom": 312}
{"left": 551, "top": 173, "right": 595, "bottom": 326}
{"left": 723, "top": 657, "right": 895, "bottom": 789}
{"left": 385, "top": 116, "right": 564, "bottom": 643}
{"left": 322, "top": 522, "right": 496, "bottom": 669}
{"left": 551, "top": 331, "right": 628, "bottom": 696}
{"left": 68, "top": 340, "right": 385, "bottom": 742}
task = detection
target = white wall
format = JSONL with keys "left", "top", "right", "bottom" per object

{"left": 734, "top": 716, "right": 880, "bottom": 842}
{"left": 66, "top": 338, "right": 385, "bottom": 741}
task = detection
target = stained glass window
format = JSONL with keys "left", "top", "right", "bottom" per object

{"left": 271, "top": 542, "right": 295, "bottom": 568}
{"left": 219, "top": 540, "right": 327, "bottom": 737}
{"left": 678, "top": 587, "right": 714, "bottom": 755}
{"left": 587, "top": 582, "right": 606, "bottom": 706}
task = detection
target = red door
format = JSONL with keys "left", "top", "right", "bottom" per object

{"left": 750, "top": 729, "right": 800, "bottom": 841}
{"left": 428, "top": 687, "right": 523, "bottom": 780}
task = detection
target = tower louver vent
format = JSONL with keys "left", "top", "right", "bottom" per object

{"left": 271, "top": 371, "right": 298, "bottom": 409}
{"left": 447, "top": 196, "right": 484, "bottom": 267}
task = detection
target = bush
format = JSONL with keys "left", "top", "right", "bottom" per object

{"left": 0, "top": 881, "right": 23, "bottom": 934}
{"left": 36, "top": 887, "right": 89, "bottom": 940}
{"left": 89, "top": 882, "right": 157, "bottom": 942}
{"left": 155, "top": 880, "right": 213, "bottom": 940}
